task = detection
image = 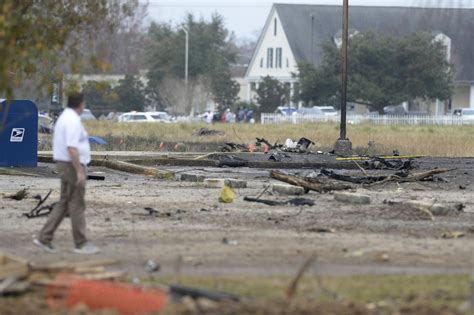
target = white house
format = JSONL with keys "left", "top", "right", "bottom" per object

{"left": 245, "top": 4, "right": 474, "bottom": 114}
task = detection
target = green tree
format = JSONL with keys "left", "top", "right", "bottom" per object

{"left": 211, "top": 69, "right": 240, "bottom": 112}
{"left": 256, "top": 76, "right": 290, "bottom": 113}
{"left": 145, "top": 14, "right": 238, "bottom": 113}
{"left": 0, "top": 0, "right": 139, "bottom": 97}
{"left": 81, "top": 81, "right": 117, "bottom": 115}
{"left": 296, "top": 32, "right": 453, "bottom": 113}
{"left": 114, "top": 75, "right": 147, "bottom": 112}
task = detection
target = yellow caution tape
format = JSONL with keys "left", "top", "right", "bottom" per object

{"left": 336, "top": 155, "right": 424, "bottom": 161}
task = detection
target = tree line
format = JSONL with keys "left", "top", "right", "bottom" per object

{"left": 1, "top": 2, "right": 453, "bottom": 116}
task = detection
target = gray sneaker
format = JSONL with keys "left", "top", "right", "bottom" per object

{"left": 33, "top": 238, "right": 56, "bottom": 253}
{"left": 73, "top": 243, "right": 100, "bottom": 255}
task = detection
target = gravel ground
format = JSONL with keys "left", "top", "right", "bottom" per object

{"left": 0, "top": 158, "right": 473, "bottom": 278}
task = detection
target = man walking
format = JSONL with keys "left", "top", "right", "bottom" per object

{"left": 34, "top": 92, "right": 99, "bottom": 254}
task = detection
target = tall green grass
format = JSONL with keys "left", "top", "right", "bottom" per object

{"left": 83, "top": 121, "right": 474, "bottom": 156}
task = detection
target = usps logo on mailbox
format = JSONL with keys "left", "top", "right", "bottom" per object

{"left": 10, "top": 128, "right": 25, "bottom": 142}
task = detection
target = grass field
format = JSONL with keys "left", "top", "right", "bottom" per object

{"left": 156, "top": 274, "right": 470, "bottom": 313}
{"left": 83, "top": 121, "right": 474, "bottom": 156}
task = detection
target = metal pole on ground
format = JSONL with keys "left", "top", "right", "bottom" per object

{"left": 334, "top": 0, "right": 353, "bottom": 156}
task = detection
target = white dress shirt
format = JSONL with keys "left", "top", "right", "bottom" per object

{"left": 53, "top": 108, "right": 91, "bottom": 165}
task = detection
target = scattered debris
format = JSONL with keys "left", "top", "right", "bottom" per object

{"left": 270, "top": 170, "right": 353, "bottom": 193}
{"left": 244, "top": 197, "right": 315, "bottom": 207}
{"left": 169, "top": 284, "right": 240, "bottom": 302}
{"left": 193, "top": 128, "right": 225, "bottom": 137}
{"left": 377, "top": 253, "right": 390, "bottom": 262}
{"left": 144, "top": 207, "right": 159, "bottom": 216}
{"left": 0, "top": 169, "right": 39, "bottom": 177}
{"left": 222, "top": 237, "right": 238, "bottom": 246}
{"left": 441, "top": 231, "right": 465, "bottom": 239}
{"left": 268, "top": 152, "right": 291, "bottom": 162}
{"left": 87, "top": 174, "right": 105, "bottom": 181}
{"left": 23, "top": 190, "right": 56, "bottom": 219}
{"left": 334, "top": 192, "right": 371, "bottom": 205}
{"left": 322, "top": 168, "right": 454, "bottom": 187}
{"left": 215, "top": 155, "right": 248, "bottom": 168}
{"left": 364, "top": 157, "right": 416, "bottom": 170}
{"left": 88, "top": 136, "right": 108, "bottom": 146}
{"left": 272, "top": 184, "right": 305, "bottom": 196}
{"left": 204, "top": 178, "right": 226, "bottom": 189}
{"left": 220, "top": 143, "right": 249, "bottom": 152}
{"left": 4, "top": 188, "right": 29, "bottom": 201}
{"left": 321, "top": 169, "right": 390, "bottom": 185}
{"left": 346, "top": 249, "right": 366, "bottom": 258}
{"left": 225, "top": 179, "right": 247, "bottom": 189}
{"left": 219, "top": 186, "right": 236, "bottom": 204}
{"left": 383, "top": 200, "right": 435, "bottom": 221}
{"left": 282, "top": 137, "right": 315, "bottom": 153}
{"left": 404, "top": 200, "right": 462, "bottom": 216}
{"left": 256, "top": 138, "right": 277, "bottom": 150}
{"left": 180, "top": 173, "right": 206, "bottom": 182}
{"left": 306, "top": 227, "right": 336, "bottom": 233}
{"left": 366, "top": 168, "right": 454, "bottom": 186}
{"left": 145, "top": 259, "right": 161, "bottom": 273}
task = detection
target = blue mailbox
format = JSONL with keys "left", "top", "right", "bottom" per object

{"left": 0, "top": 100, "right": 38, "bottom": 167}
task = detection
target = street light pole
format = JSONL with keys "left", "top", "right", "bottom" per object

{"left": 340, "top": 0, "right": 349, "bottom": 140}
{"left": 183, "top": 27, "right": 190, "bottom": 115}
{"left": 334, "top": 0, "right": 353, "bottom": 156}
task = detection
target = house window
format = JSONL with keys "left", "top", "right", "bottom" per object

{"left": 260, "top": 58, "right": 263, "bottom": 68}
{"left": 274, "top": 18, "right": 277, "bottom": 36}
{"left": 267, "top": 48, "right": 273, "bottom": 68}
{"left": 286, "top": 58, "right": 289, "bottom": 68}
{"left": 250, "top": 82, "right": 257, "bottom": 91}
{"left": 275, "top": 48, "right": 282, "bottom": 68}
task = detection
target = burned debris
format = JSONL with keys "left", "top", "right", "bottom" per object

{"left": 193, "top": 128, "right": 225, "bottom": 137}
{"left": 244, "top": 197, "right": 315, "bottom": 207}
{"left": 23, "top": 190, "right": 56, "bottom": 219}
{"left": 4, "top": 188, "right": 29, "bottom": 201}
{"left": 319, "top": 167, "right": 453, "bottom": 187}
{"left": 270, "top": 170, "right": 353, "bottom": 193}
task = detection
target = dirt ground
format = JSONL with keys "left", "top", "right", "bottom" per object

{"left": 1, "top": 157, "right": 473, "bottom": 275}
{"left": 0, "top": 156, "right": 473, "bottom": 313}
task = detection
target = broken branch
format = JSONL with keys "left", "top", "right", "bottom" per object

{"left": 270, "top": 171, "right": 353, "bottom": 193}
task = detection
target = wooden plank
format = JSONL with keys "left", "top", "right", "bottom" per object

{"left": 0, "top": 262, "right": 29, "bottom": 280}
{"left": 31, "top": 259, "right": 119, "bottom": 272}
{"left": 0, "top": 251, "right": 29, "bottom": 280}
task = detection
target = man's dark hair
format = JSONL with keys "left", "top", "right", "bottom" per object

{"left": 67, "top": 92, "right": 85, "bottom": 109}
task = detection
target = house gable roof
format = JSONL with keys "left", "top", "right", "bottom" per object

{"left": 274, "top": 4, "right": 474, "bottom": 83}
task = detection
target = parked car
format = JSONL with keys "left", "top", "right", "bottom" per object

{"left": 118, "top": 112, "right": 157, "bottom": 122}
{"left": 148, "top": 111, "right": 175, "bottom": 123}
{"left": 297, "top": 107, "right": 324, "bottom": 115}
{"left": 317, "top": 106, "right": 338, "bottom": 116}
{"left": 276, "top": 106, "right": 298, "bottom": 116}
{"left": 80, "top": 109, "right": 97, "bottom": 121}
{"left": 453, "top": 108, "right": 474, "bottom": 121}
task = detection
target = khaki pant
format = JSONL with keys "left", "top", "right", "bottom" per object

{"left": 39, "top": 162, "right": 88, "bottom": 248}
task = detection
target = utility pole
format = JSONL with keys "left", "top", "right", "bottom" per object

{"left": 183, "top": 27, "right": 190, "bottom": 116}
{"left": 334, "top": 0, "right": 353, "bottom": 156}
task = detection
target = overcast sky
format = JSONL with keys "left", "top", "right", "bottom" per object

{"left": 143, "top": 0, "right": 474, "bottom": 38}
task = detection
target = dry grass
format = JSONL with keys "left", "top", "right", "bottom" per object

{"left": 83, "top": 121, "right": 474, "bottom": 156}
{"left": 155, "top": 274, "right": 470, "bottom": 311}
